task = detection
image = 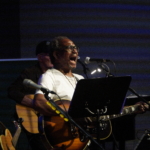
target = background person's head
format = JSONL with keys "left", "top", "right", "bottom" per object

{"left": 36, "top": 40, "right": 53, "bottom": 72}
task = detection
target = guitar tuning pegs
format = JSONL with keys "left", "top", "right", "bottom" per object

{"left": 18, "top": 118, "right": 24, "bottom": 123}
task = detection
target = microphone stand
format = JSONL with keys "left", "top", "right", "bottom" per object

{"left": 44, "top": 91, "right": 105, "bottom": 150}
{"left": 128, "top": 87, "right": 150, "bottom": 106}
{"left": 78, "top": 59, "right": 90, "bottom": 79}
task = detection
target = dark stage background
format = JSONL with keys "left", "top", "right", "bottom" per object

{"left": 0, "top": 1, "right": 150, "bottom": 150}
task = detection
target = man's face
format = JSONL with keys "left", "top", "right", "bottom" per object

{"left": 56, "top": 38, "right": 79, "bottom": 70}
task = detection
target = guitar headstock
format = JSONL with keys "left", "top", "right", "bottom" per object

{"left": 13, "top": 118, "right": 23, "bottom": 129}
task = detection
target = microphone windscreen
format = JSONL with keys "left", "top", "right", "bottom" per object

{"left": 84, "top": 57, "right": 90, "bottom": 64}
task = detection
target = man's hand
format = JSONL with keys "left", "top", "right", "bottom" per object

{"left": 135, "top": 101, "right": 149, "bottom": 114}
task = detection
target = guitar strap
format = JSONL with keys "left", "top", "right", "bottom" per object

{"left": 39, "top": 134, "right": 53, "bottom": 149}
{"left": 0, "top": 122, "right": 6, "bottom": 135}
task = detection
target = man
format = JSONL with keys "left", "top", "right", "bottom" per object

{"left": 7, "top": 40, "right": 53, "bottom": 150}
{"left": 34, "top": 36, "right": 149, "bottom": 150}
{"left": 34, "top": 36, "right": 91, "bottom": 150}
{"left": 8, "top": 40, "right": 53, "bottom": 107}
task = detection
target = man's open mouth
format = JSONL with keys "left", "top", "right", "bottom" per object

{"left": 70, "top": 57, "right": 76, "bottom": 62}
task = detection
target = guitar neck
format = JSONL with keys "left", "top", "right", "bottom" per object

{"left": 100, "top": 104, "right": 143, "bottom": 121}
{"left": 12, "top": 127, "right": 21, "bottom": 147}
{"left": 12, "top": 120, "right": 22, "bottom": 148}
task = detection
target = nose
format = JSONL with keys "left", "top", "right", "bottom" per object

{"left": 72, "top": 47, "right": 79, "bottom": 53}
{"left": 72, "top": 49, "right": 78, "bottom": 54}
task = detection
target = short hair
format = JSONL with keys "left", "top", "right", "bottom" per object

{"left": 49, "top": 36, "right": 69, "bottom": 63}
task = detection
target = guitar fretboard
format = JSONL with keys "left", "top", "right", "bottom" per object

{"left": 100, "top": 104, "right": 139, "bottom": 121}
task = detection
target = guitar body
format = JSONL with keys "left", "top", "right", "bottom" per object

{"left": 43, "top": 100, "right": 89, "bottom": 150}
{"left": 0, "top": 135, "right": 8, "bottom": 150}
{"left": 0, "top": 129, "right": 15, "bottom": 150}
{"left": 16, "top": 104, "right": 39, "bottom": 134}
{"left": 44, "top": 116, "right": 89, "bottom": 150}
{"left": 16, "top": 95, "right": 39, "bottom": 134}
{"left": 0, "top": 122, "right": 15, "bottom": 150}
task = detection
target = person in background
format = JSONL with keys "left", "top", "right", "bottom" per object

{"left": 7, "top": 40, "right": 53, "bottom": 150}
{"left": 8, "top": 40, "right": 53, "bottom": 107}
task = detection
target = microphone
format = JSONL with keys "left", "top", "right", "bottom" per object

{"left": 84, "top": 57, "right": 110, "bottom": 64}
{"left": 23, "top": 79, "right": 68, "bottom": 121}
{"left": 23, "top": 79, "right": 56, "bottom": 94}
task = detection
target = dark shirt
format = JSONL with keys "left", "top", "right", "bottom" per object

{"left": 8, "top": 63, "right": 43, "bottom": 103}
{"left": 7, "top": 63, "right": 54, "bottom": 150}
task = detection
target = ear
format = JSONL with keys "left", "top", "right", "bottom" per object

{"left": 37, "top": 54, "right": 42, "bottom": 62}
{"left": 53, "top": 51, "right": 59, "bottom": 60}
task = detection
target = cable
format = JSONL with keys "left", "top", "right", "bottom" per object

{"left": 77, "top": 59, "right": 90, "bottom": 79}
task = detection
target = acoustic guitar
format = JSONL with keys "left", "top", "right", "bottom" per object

{"left": 0, "top": 120, "right": 22, "bottom": 150}
{"left": 0, "top": 122, "right": 7, "bottom": 150}
{"left": 0, "top": 129, "right": 15, "bottom": 150}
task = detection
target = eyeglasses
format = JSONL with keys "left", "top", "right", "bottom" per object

{"left": 59, "top": 46, "right": 79, "bottom": 53}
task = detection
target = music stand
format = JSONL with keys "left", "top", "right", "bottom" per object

{"left": 68, "top": 76, "right": 132, "bottom": 118}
